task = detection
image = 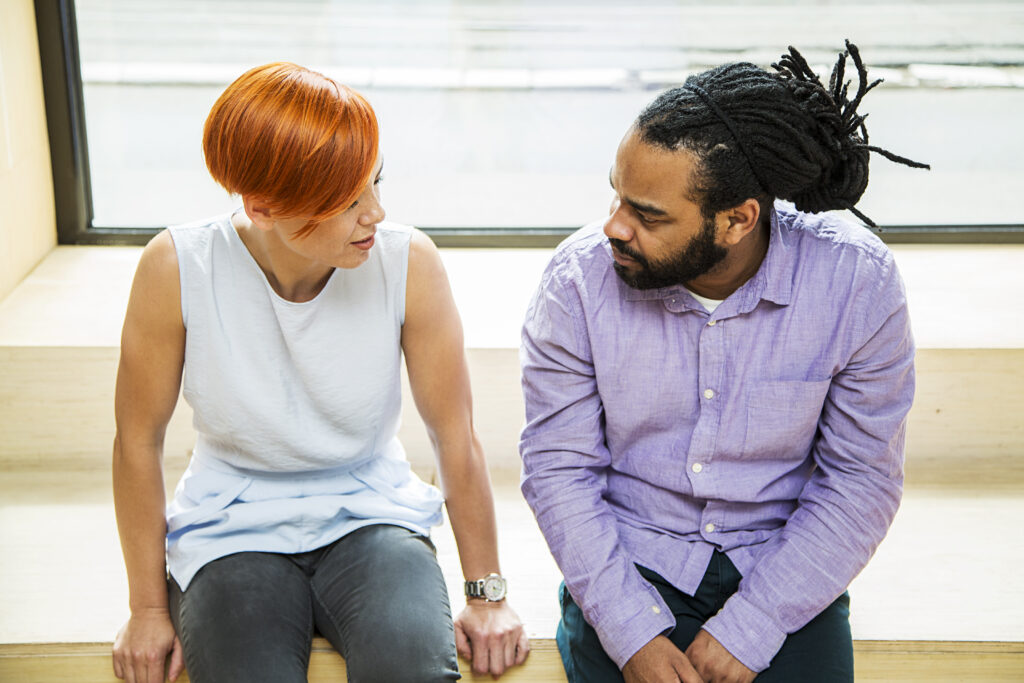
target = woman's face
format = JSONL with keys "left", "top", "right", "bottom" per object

{"left": 274, "top": 157, "right": 386, "bottom": 270}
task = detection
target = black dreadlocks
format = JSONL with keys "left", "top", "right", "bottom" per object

{"left": 636, "top": 40, "right": 929, "bottom": 228}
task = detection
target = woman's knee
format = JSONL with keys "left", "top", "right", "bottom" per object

{"left": 312, "top": 526, "right": 459, "bottom": 681}
{"left": 345, "top": 649, "right": 460, "bottom": 683}
{"left": 170, "top": 552, "right": 314, "bottom": 683}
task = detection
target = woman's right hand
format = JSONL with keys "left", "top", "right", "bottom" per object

{"left": 112, "top": 609, "right": 184, "bottom": 683}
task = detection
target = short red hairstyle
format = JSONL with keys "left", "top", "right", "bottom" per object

{"left": 203, "top": 62, "right": 378, "bottom": 234}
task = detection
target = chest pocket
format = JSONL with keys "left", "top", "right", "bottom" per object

{"left": 741, "top": 379, "right": 832, "bottom": 461}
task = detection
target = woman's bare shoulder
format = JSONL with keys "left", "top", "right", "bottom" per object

{"left": 125, "top": 229, "right": 183, "bottom": 331}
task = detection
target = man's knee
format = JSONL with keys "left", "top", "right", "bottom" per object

{"left": 757, "top": 592, "right": 853, "bottom": 682}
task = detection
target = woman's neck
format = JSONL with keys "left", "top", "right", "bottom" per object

{"left": 231, "top": 212, "right": 333, "bottom": 303}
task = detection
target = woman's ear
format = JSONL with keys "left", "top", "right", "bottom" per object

{"left": 718, "top": 198, "right": 761, "bottom": 246}
{"left": 241, "top": 196, "right": 275, "bottom": 231}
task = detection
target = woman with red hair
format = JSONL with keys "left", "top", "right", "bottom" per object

{"left": 111, "top": 63, "right": 528, "bottom": 682}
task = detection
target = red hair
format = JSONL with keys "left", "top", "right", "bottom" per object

{"left": 203, "top": 63, "right": 379, "bottom": 236}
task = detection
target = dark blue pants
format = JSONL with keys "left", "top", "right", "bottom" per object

{"left": 168, "top": 524, "right": 461, "bottom": 683}
{"left": 557, "top": 551, "right": 853, "bottom": 682}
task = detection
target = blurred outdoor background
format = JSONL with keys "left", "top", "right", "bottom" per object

{"left": 75, "top": 0, "right": 1024, "bottom": 230}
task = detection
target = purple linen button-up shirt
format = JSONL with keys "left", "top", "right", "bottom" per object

{"left": 519, "top": 202, "right": 914, "bottom": 672}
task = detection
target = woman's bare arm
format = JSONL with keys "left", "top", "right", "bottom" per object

{"left": 401, "top": 229, "right": 529, "bottom": 678}
{"left": 111, "top": 230, "right": 187, "bottom": 682}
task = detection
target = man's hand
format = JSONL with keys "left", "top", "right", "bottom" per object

{"left": 623, "top": 635, "right": 704, "bottom": 683}
{"left": 454, "top": 600, "right": 530, "bottom": 678}
{"left": 684, "top": 630, "right": 756, "bottom": 683}
{"left": 112, "top": 608, "right": 184, "bottom": 683}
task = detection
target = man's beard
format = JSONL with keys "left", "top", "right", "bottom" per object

{"left": 610, "top": 215, "right": 727, "bottom": 290}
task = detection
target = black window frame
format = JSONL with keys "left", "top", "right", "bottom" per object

{"left": 35, "top": 0, "right": 1024, "bottom": 247}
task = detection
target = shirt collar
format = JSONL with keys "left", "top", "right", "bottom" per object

{"left": 620, "top": 203, "right": 794, "bottom": 311}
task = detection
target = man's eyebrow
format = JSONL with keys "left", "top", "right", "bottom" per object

{"left": 626, "top": 199, "right": 667, "bottom": 216}
{"left": 609, "top": 168, "right": 668, "bottom": 217}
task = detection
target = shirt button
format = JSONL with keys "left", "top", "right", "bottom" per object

{"left": 705, "top": 523, "right": 716, "bottom": 533}
{"left": 703, "top": 389, "right": 715, "bottom": 399}
{"left": 707, "top": 320, "right": 717, "bottom": 326}
{"left": 691, "top": 463, "right": 703, "bottom": 473}
{"left": 651, "top": 605, "right": 662, "bottom": 615}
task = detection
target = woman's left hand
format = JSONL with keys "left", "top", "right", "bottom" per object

{"left": 454, "top": 600, "right": 530, "bottom": 678}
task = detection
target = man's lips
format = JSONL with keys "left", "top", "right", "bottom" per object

{"left": 610, "top": 244, "right": 640, "bottom": 266}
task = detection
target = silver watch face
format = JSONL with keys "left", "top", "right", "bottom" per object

{"left": 482, "top": 575, "right": 506, "bottom": 601}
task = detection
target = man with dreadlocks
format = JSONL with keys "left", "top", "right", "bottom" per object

{"left": 519, "top": 41, "right": 928, "bottom": 683}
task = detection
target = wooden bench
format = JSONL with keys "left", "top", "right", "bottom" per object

{"left": 2, "top": 245, "right": 1023, "bottom": 681}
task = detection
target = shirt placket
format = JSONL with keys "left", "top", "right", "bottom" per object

{"left": 686, "top": 308, "right": 726, "bottom": 543}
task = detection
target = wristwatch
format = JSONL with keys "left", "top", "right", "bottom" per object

{"left": 464, "top": 573, "right": 507, "bottom": 602}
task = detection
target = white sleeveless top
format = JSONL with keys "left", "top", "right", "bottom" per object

{"left": 164, "top": 214, "right": 444, "bottom": 590}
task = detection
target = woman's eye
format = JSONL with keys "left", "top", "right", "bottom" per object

{"left": 348, "top": 175, "right": 384, "bottom": 210}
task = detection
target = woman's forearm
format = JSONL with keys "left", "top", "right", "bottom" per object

{"left": 436, "top": 431, "right": 502, "bottom": 581}
{"left": 113, "top": 434, "right": 172, "bottom": 614}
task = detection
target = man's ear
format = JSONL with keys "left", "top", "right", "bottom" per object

{"left": 241, "top": 195, "right": 275, "bottom": 231}
{"left": 718, "top": 198, "right": 761, "bottom": 246}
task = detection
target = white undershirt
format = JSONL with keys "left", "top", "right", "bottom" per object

{"left": 685, "top": 287, "right": 724, "bottom": 313}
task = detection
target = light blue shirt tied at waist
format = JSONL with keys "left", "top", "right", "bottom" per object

{"left": 519, "top": 201, "right": 915, "bottom": 672}
{"left": 165, "top": 215, "right": 444, "bottom": 591}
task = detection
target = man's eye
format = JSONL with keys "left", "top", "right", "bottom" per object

{"left": 374, "top": 174, "right": 384, "bottom": 186}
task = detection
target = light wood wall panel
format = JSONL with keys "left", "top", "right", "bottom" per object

{"left": 2, "top": 347, "right": 1023, "bottom": 483}
{"left": 0, "top": 0, "right": 57, "bottom": 301}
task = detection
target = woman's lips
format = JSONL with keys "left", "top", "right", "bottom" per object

{"left": 351, "top": 234, "right": 375, "bottom": 250}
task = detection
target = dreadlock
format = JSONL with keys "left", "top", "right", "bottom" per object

{"left": 636, "top": 40, "right": 929, "bottom": 228}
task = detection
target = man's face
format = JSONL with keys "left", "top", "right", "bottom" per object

{"left": 605, "top": 129, "right": 728, "bottom": 290}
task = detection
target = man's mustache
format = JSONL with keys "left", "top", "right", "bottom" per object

{"left": 609, "top": 238, "right": 647, "bottom": 265}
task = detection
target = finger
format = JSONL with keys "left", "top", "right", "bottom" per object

{"left": 489, "top": 635, "right": 506, "bottom": 676}
{"left": 503, "top": 631, "right": 517, "bottom": 670}
{"left": 144, "top": 655, "right": 163, "bottom": 683}
{"left": 168, "top": 637, "right": 185, "bottom": 681}
{"left": 472, "top": 635, "right": 491, "bottom": 675}
{"left": 503, "top": 630, "right": 520, "bottom": 667}
{"left": 673, "top": 655, "right": 705, "bottom": 683}
{"left": 515, "top": 629, "right": 530, "bottom": 664}
{"left": 113, "top": 651, "right": 125, "bottom": 679}
{"left": 454, "top": 623, "right": 473, "bottom": 661}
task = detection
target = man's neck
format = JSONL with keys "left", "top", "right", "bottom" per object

{"left": 687, "top": 220, "right": 770, "bottom": 300}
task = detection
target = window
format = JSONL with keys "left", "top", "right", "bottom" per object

{"left": 39, "top": 0, "right": 1024, "bottom": 245}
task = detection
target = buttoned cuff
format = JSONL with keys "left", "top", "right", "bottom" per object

{"left": 701, "top": 593, "right": 786, "bottom": 673}
{"left": 590, "top": 581, "right": 676, "bottom": 669}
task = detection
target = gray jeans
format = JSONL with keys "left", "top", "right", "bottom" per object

{"left": 168, "top": 524, "right": 461, "bottom": 683}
